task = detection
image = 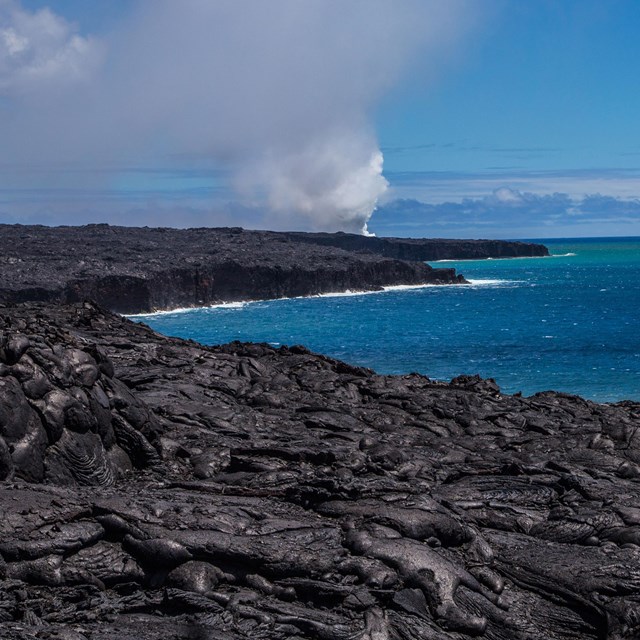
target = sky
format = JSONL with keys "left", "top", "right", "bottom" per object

{"left": 1, "top": 0, "right": 640, "bottom": 238}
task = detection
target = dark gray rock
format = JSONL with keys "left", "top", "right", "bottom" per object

{"left": 283, "top": 230, "right": 550, "bottom": 260}
{"left": 0, "top": 225, "right": 478, "bottom": 313}
{"left": 0, "top": 301, "right": 638, "bottom": 639}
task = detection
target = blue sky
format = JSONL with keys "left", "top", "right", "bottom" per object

{"left": 2, "top": 0, "right": 640, "bottom": 238}
{"left": 379, "top": 1, "right": 640, "bottom": 173}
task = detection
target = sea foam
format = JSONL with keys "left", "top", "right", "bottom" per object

{"left": 431, "top": 252, "right": 576, "bottom": 263}
{"left": 129, "top": 279, "right": 518, "bottom": 319}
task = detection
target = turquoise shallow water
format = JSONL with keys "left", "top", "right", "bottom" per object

{"left": 133, "top": 237, "right": 640, "bottom": 403}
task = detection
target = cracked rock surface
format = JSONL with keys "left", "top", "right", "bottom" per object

{"left": 1, "top": 301, "right": 640, "bottom": 639}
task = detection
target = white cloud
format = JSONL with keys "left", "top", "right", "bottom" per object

{"left": 371, "top": 188, "right": 640, "bottom": 238}
{"left": 491, "top": 186, "right": 523, "bottom": 204}
{"left": 384, "top": 168, "right": 640, "bottom": 207}
{"left": 0, "top": 0, "right": 482, "bottom": 232}
{"left": 0, "top": 0, "right": 103, "bottom": 93}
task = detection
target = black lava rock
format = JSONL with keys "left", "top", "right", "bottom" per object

{"left": 0, "top": 225, "right": 476, "bottom": 314}
{"left": 0, "top": 300, "right": 639, "bottom": 639}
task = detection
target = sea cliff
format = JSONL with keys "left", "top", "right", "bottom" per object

{"left": 283, "top": 231, "right": 550, "bottom": 261}
{"left": 0, "top": 225, "right": 548, "bottom": 313}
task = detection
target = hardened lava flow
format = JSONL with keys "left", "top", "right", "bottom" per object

{"left": 1, "top": 300, "right": 639, "bottom": 640}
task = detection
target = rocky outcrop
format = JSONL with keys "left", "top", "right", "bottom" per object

{"left": 0, "top": 225, "right": 468, "bottom": 314}
{"left": 283, "top": 232, "right": 550, "bottom": 260}
{"left": 1, "top": 301, "right": 640, "bottom": 639}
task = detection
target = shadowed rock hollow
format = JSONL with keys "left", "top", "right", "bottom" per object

{"left": 1, "top": 301, "right": 640, "bottom": 639}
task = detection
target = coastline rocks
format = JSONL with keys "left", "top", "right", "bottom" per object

{"left": 283, "top": 231, "right": 550, "bottom": 261}
{"left": 0, "top": 224, "right": 534, "bottom": 313}
{"left": 1, "top": 301, "right": 640, "bottom": 639}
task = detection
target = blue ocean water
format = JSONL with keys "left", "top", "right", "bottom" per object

{"left": 132, "top": 237, "right": 640, "bottom": 403}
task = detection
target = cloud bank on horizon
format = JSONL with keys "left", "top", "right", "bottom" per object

{"left": 372, "top": 186, "right": 640, "bottom": 239}
{"left": 0, "top": 0, "right": 479, "bottom": 234}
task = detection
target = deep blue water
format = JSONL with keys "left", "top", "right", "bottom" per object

{"left": 132, "top": 237, "right": 640, "bottom": 403}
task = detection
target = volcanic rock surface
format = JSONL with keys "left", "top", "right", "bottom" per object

{"left": 282, "top": 232, "right": 549, "bottom": 261}
{"left": 0, "top": 225, "right": 472, "bottom": 314}
{"left": 1, "top": 301, "right": 640, "bottom": 639}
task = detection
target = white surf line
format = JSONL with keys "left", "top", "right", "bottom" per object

{"left": 465, "top": 278, "right": 520, "bottom": 286}
{"left": 128, "top": 280, "right": 520, "bottom": 319}
{"left": 313, "top": 283, "right": 453, "bottom": 298}
{"left": 129, "top": 301, "right": 247, "bottom": 318}
{"left": 431, "top": 252, "right": 576, "bottom": 263}
{"left": 128, "top": 286, "right": 434, "bottom": 317}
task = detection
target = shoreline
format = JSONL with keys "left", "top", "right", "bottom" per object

{"left": 127, "top": 278, "right": 516, "bottom": 317}
{"left": 430, "top": 251, "right": 577, "bottom": 263}
{"left": 0, "top": 224, "right": 547, "bottom": 314}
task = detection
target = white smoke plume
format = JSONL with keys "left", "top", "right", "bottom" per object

{"left": 0, "top": 0, "right": 482, "bottom": 233}
{"left": 236, "top": 130, "right": 387, "bottom": 234}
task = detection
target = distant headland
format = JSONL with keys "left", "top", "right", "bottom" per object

{"left": 0, "top": 224, "right": 548, "bottom": 314}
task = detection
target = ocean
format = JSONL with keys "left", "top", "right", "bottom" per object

{"left": 132, "top": 237, "right": 640, "bottom": 403}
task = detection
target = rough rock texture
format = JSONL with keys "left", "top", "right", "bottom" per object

{"left": 283, "top": 232, "right": 550, "bottom": 261}
{"left": 1, "top": 301, "right": 640, "bottom": 639}
{"left": 0, "top": 225, "right": 471, "bottom": 314}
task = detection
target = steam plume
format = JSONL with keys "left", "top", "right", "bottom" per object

{"left": 0, "top": 0, "right": 480, "bottom": 232}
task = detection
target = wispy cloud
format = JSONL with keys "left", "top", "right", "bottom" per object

{"left": 0, "top": 0, "right": 103, "bottom": 93}
{"left": 383, "top": 142, "right": 560, "bottom": 157}
{"left": 385, "top": 168, "right": 640, "bottom": 203}
{"left": 371, "top": 187, "right": 640, "bottom": 238}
